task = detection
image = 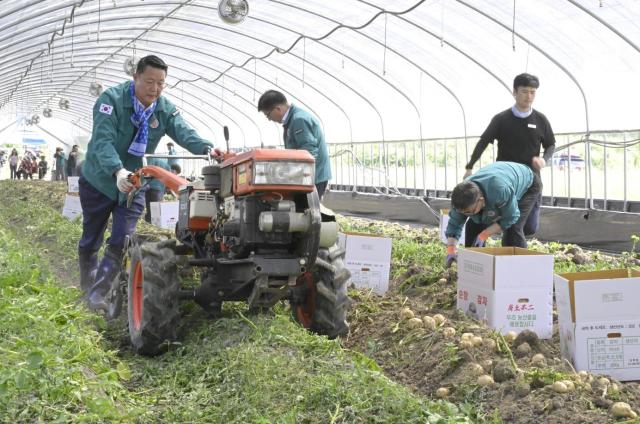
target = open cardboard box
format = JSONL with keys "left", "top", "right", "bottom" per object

{"left": 555, "top": 268, "right": 640, "bottom": 381}
{"left": 456, "top": 247, "right": 554, "bottom": 339}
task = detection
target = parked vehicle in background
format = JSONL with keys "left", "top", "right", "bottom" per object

{"left": 552, "top": 153, "right": 584, "bottom": 171}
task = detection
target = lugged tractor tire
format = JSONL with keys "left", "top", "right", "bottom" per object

{"left": 294, "top": 243, "right": 351, "bottom": 338}
{"left": 127, "top": 239, "right": 180, "bottom": 355}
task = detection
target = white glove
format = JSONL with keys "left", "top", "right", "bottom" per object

{"left": 115, "top": 168, "right": 133, "bottom": 193}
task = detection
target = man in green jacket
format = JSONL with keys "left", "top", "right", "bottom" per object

{"left": 257, "top": 90, "right": 332, "bottom": 199}
{"left": 444, "top": 161, "right": 541, "bottom": 268}
{"left": 79, "top": 55, "right": 215, "bottom": 311}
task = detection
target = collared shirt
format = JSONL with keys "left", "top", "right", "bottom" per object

{"left": 281, "top": 105, "right": 291, "bottom": 124}
{"left": 511, "top": 104, "right": 533, "bottom": 118}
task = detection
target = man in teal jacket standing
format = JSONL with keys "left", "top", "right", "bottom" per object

{"left": 444, "top": 161, "right": 541, "bottom": 267}
{"left": 257, "top": 90, "right": 331, "bottom": 199}
{"left": 79, "top": 55, "right": 215, "bottom": 311}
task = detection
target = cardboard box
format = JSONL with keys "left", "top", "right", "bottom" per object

{"left": 62, "top": 194, "right": 83, "bottom": 220}
{"left": 150, "top": 201, "right": 179, "bottom": 230}
{"left": 67, "top": 176, "right": 79, "bottom": 193}
{"left": 456, "top": 247, "right": 554, "bottom": 338}
{"left": 338, "top": 232, "right": 392, "bottom": 295}
{"left": 555, "top": 269, "right": 640, "bottom": 381}
{"left": 440, "top": 209, "right": 464, "bottom": 246}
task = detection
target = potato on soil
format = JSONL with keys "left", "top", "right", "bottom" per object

{"left": 504, "top": 331, "right": 518, "bottom": 343}
{"left": 471, "top": 336, "right": 483, "bottom": 347}
{"left": 551, "top": 381, "right": 568, "bottom": 394}
{"left": 400, "top": 307, "right": 415, "bottom": 320}
{"left": 611, "top": 402, "right": 637, "bottom": 419}
{"left": 442, "top": 327, "right": 456, "bottom": 338}
{"left": 422, "top": 316, "right": 436, "bottom": 330}
{"left": 470, "top": 363, "right": 485, "bottom": 376}
{"left": 433, "top": 314, "right": 446, "bottom": 326}
{"left": 435, "top": 387, "right": 450, "bottom": 398}
{"left": 477, "top": 375, "right": 494, "bottom": 386}
{"left": 530, "top": 353, "right": 546, "bottom": 366}
{"left": 461, "top": 332, "right": 475, "bottom": 341}
{"left": 406, "top": 317, "right": 423, "bottom": 329}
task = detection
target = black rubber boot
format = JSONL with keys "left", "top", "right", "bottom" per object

{"left": 78, "top": 250, "right": 98, "bottom": 293}
{"left": 87, "top": 246, "right": 123, "bottom": 312}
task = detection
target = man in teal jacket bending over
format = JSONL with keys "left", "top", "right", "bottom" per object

{"left": 79, "top": 55, "right": 215, "bottom": 311}
{"left": 444, "top": 161, "right": 541, "bottom": 268}
{"left": 257, "top": 90, "right": 331, "bottom": 199}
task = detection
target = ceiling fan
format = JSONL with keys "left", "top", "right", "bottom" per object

{"left": 89, "top": 81, "right": 103, "bottom": 97}
{"left": 123, "top": 56, "right": 137, "bottom": 76}
{"left": 218, "top": 0, "right": 249, "bottom": 24}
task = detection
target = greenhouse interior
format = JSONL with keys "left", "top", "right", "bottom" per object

{"left": 2, "top": 1, "right": 640, "bottom": 422}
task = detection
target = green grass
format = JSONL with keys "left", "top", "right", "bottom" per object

{"left": 0, "top": 229, "right": 145, "bottom": 422}
{"left": 0, "top": 181, "right": 475, "bottom": 422}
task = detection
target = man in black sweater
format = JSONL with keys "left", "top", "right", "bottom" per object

{"left": 463, "top": 73, "right": 555, "bottom": 242}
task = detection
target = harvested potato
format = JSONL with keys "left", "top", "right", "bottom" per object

{"left": 477, "top": 375, "right": 494, "bottom": 386}
{"left": 471, "top": 336, "right": 483, "bottom": 347}
{"left": 551, "top": 381, "right": 568, "bottom": 394}
{"left": 406, "top": 317, "right": 423, "bottom": 329}
{"left": 561, "top": 380, "right": 575, "bottom": 392}
{"left": 422, "top": 316, "right": 437, "bottom": 330}
{"left": 461, "top": 332, "right": 475, "bottom": 341}
{"left": 530, "top": 353, "right": 546, "bottom": 366}
{"left": 400, "top": 307, "right": 415, "bottom": 320}
{"left": 435, "top": 387, "right": 450, "bottom": 398}
{"left": 437, "top": 278, "right": 448, "bottom": 285}
{"left": 483, "top": 338, "right": 497, "bottom": 351}
{"left": 611, "top": 402, "right": 637, "bottom": 419}
{"left": 504, "top": 331, "right": 518, "bottom": 343}
{"left": 470, "top": 363, "right": 485, "bottom": 376}
{"left": 433, "top": 314, "right": 446, "bottom": 326}
{"left": 442, "top": 327, "right": 456, "bottom": 338}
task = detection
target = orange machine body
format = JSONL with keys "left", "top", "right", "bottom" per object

{"left": 221, "top": 149, "right": 315, "bottom": 196}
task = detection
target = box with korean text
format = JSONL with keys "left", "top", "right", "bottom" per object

{"left": 456, "top": 247, "right": 554, "bottom": 339}
{"left": 555, "top": 269, "right": 640, "bottom": 381}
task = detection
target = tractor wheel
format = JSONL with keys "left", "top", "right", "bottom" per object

{"left": 293, "top": 243, "right": 351, "bottom": 338}
{"left": 127, "top": 239, "right": 180, "bottom": 355}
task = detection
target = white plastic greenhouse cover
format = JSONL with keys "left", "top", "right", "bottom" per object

{"left": 0, "top": 0, "right": 639, "bottom": 148}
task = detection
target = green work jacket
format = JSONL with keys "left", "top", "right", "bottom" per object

{"left": 82, "top": 80, "right": 212, "bottom": 201}
{"left": 282, "top": 104, "right": 331, "bottom": 184}
{"left": 445, "top": 161, "right": 534, "bottom": 240}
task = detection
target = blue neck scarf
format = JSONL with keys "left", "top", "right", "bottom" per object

{"left": 128, "top": 82, "right": 157, "bottom": 157}
{"left": 511, "top": 104, "right": 533, "bottom": 119}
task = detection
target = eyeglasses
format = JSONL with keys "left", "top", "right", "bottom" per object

{"left": 263, "top": 108, "right": 275, "bottom": 119}
{"left": 460, "top": 198, "right": 482, "bottom": 216}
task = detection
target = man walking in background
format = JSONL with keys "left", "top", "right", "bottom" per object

{"left": 463, "top": 73, "right": 555, "bottom": 239}
{"left": 257, "top": 90, "right": 331, "bottom": 200}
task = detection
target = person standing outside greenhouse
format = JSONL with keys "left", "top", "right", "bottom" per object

{"left": 257, "top": 90, "right": 331, "bottom": 200}
{"left": 444, "top": 161, "right": 542, "bottom": 268}
{"left": 462, "top": 73, "right": 555, "bottom": 243}
{"left": 79, "top": 55, "right": 216, "bottom": 312}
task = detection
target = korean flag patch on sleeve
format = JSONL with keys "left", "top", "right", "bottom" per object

{"left": 99, "top": 103, "right": 113, "bottom": 115}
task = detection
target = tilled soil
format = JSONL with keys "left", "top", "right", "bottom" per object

{"left": 344, "top": 273, "right": 640, "bottom": 423}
